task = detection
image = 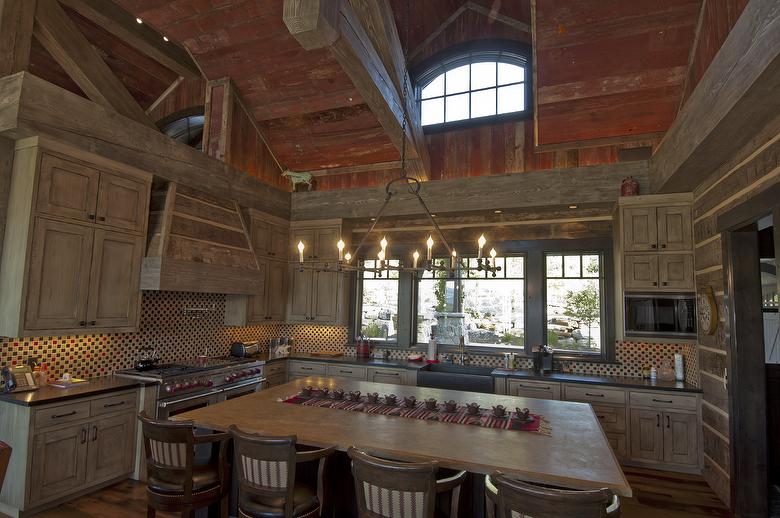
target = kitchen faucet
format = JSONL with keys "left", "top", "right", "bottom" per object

{"left": 457, "top": 336, "right": 469, "bottom": 365}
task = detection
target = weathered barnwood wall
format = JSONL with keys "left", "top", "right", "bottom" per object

{"left": 147, "top": 77, "right": 206, "bottom": 124}
{"left": 692, "top": 115, "right": 780, "bottom": 506}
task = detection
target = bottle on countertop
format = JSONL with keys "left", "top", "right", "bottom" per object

{"left": 650, "top": 365, "right": 658, "bottom": 381}
{"left": 427, "top": 329, "right": 438, "bottom": 363}
{"left": 674, "top": 353, "right": 685, "bottom": 381}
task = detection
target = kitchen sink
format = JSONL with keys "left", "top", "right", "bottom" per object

{"left": 416, "top": 362, "right": 495, "bottom": 393}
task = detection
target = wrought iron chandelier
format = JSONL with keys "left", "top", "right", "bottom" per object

{"left": 293, "top": 1, "right": 500, "bottom": 278}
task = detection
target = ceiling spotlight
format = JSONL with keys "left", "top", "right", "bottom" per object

{"left": 568, "top": 204, "right": 578, "bottom": 209}
{"left": 136, "top": 17, "right": 143, "bottom": 24}
{"left": 493, "top": 209, "right": 503, "bottom": 214}
{"left": 163, "top": 36, "right": 169, "bottom": 42}
{"left": 430, "top": 214, "right": 437, "bottom": 218}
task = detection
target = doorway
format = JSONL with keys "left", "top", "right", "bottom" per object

{"left": 719, "top": 185, "right": 780, "bottom": 518}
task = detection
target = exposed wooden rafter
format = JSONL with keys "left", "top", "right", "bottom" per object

{"left": 145, "top": 76, "right": 184, "bottom": 116}
{"left": 57, "top": 0, "right": 201, "bottom": 80}
{"left": 304, "top": 160, "right": 401, "bottom": 178}
{"left": 283, "top": 0, "right": 430, "bottom": 181}
{"left": 33, "top": 0, "right": 154, "bottom": 128}
{"left": 0, "top": 0, "right": 36, "bottom": 76}
{"left": 651, "top": 0, "right": 780, "bottom": 192}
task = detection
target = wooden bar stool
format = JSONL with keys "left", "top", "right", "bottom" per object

{"left": 484, "top": 471, "right": 620, "bottom": 518}
{"left": 0, "top": 441, "right": 11, "bottom": 494}
{"left": 138, "top": 412, "right": 230, "bottom": 518}
{"left": 347, "top": 446, "right": 467, "bottom": 518}
{"left": 228, "top": 425, "right": 335, "bottom": 518}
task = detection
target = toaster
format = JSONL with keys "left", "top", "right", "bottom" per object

{"left": 230, "top": 341, "right": 259, "bottom": 358}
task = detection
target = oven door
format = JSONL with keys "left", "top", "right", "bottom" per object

{"left": 216, "top": 378, "right": 265, "bottom": 402}
{"left": 157, "top": 390, "right": 219, "bottom": 420}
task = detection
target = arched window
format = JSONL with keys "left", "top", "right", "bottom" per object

{"left": 159, "top": 112, "right": 205, "bottom": 150}
{"left": 415, "top": 44, "right": 531, "bottom": 130}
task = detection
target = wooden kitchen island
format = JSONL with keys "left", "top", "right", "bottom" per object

{"left": 174, "top": 377, "right": 631, "bottom": 515}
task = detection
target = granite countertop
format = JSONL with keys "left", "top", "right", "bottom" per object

{"left": 491, "top": 368, "right": 701, "bottom": 393}
{"left": 256, "top": 352, "right": 429, "bottom": 370}
{"left": 0, "top": 376, "right": 148, "bottom": 407}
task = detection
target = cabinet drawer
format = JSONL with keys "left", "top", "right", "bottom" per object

{"left": 507, "top": 379, "right": 561, "bottom": 400}
{"left": 266, "top": 373, "right": 287, "bottom": 387}
{"left": 605, "top": 432, "right": 627, "bottom": 460}
{"left": 288, "top": 361, "right": 326, "bottom": 376}
{"left": 592, "top": 405, "right": 627, "bottom": 433}
{"left": 90, "top": 391, "right": 137, "bottom": 417}
{"left": 34, "top": 401, "right": 91, "bottom": 429}
{"left": 264, "top": 362, "right": 287, "bottom": 377}
{"left": 629, "top": 391, "right": 698, "bottom": 411}
{"left": 326, "top": 364, "right": 367, "bottom": 379}
{"left": 564, "top": 384, "right": 626, "bottom": 405}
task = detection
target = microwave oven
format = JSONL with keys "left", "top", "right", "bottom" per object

{"left": 624, "top": 294, "right": 697, "bottom": 338}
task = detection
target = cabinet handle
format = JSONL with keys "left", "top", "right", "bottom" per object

{"left": 52, "top": 410, "right": 77, "bottom": 419}
{"left": 98, "top": 216, "right": 106, "bottom": 222}
{"left": 650, "top": 244, "right": 657, "bottom": 249}
{"left": 597, "top": 414, "right": 606, "bottom": 420}
{"left": 88, "top": 214, "right": 96, "bottom": 220}
{"left": 339, "top": 370, "right": 353, "bottom": 374}
{"left": 80, "top": 321, "right": 87, "bottom": 327}
{"left": 666, "top": 415, "right": 671, "bottom": 428}
{"left": 656, "top": 414, "right": 660, "bottom": 427}
{"left": 518, "top": 384, "right": 550, "bottom": 390}
{"left": 301, "top": 367, "right": 312, "bottom": 371}
{"left": 92, "top": 425, "right": 98, "bottom": 441}
{"left": 585, "top": 392, "right": 604, "bottom": 397}
{"left": 653, "top": 282, "right": 658, "bottom": 286}
{"left": 89, "top": 321, "right": 96, "bottom": 326}
{"left": 661, "top": 282, "right": 668, "bottom": 286}
{"left": 660, "top": 243, "right": 667, "bottom": 248}
{"left": 652, "top": 398, "right": 673, "bottom": 404}
{"left": 81, "top": 427, "right": 88, "bottom": 444}
{"left": 103, "top": 401, "right": 125, "bottom": 408}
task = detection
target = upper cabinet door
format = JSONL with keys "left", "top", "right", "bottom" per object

{"left": 36, "top": 154, "right": 99, "bottom": 223}
{"left": 251, "top": 217, "right": 272, "bottom": 257}
{"left": 312, "top": 271, "right": 339, "bottom": 323}
{"left": 624, "top": 254, "right": 659, "bottom": 290}
{"left": 314, "top": 226, "right": 340, "bottom": 261}
{"left": 25, "top": 218, "right": 93, "bottom": 331}
{"left": 291, "top": 228, "right": 316, "bottom": 261}
{"left": 86, "top": 230, "right": 143, "bottom": 329}
{"left": 658, "top": 254, "right": 694, "bottom": 290}
{"left": 266, "top": 260, "right": 287, "bottom": 321}
{"left": 270, "top": 224, "right": 289, "bottom": 259}
{"left": 623, "top": 207, "right": 658, "bottom": 252}
{"left": 95, "top": 172, "right": 149, "bottom": 233}
{"left": 657, "top": 206, "right": 692, "bottom": 251}
{"left": 287, "top": 266, "right": 313, "bottom": 321}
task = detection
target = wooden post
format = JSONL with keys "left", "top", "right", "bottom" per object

{"left": 0, "top": 0, "right": 36, "bottom": 77}
{"left": 0, "top": 136, "right": 13, "bottom": 262}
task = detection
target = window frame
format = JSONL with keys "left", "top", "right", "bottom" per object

{"left": 353, "top": 259, "right": 403, "bottom": 345}
{"left": 542, "top": 251, "right": 608, "bottom": 359}
{"left": 413, "top": 40, "right": 533, "bottom": 133}
{"left": 412, "top": 255, "right": 528, "bottom": 350}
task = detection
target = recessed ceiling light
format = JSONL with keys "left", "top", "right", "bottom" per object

{"left": 568, "top": 204, "right": 578, "bottom": 209}
{"left": 370, "top": 217, "right": 376, "bottom": 221}
{"left": 163, "top": 36, "right": 169, "bottom": 42}
{"left": 430, "top": 214, "right": 436, "bottom": 218}
{"left": 493, "top": 210, "right": 503, "bottom": 214}
{"left": 136, "top": 17, "right": 143, "bottom": 24}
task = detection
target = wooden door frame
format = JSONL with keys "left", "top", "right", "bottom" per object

{"left": 717, "top": 181, "right": 780, "bottom": 518}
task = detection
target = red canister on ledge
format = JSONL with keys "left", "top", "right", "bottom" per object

{"left": 356, "top": 336, "right": 371, "bottom": 358}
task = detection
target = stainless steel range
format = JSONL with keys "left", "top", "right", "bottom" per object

{"left": 115, "top": 357, "right": 266, "bottom": 419}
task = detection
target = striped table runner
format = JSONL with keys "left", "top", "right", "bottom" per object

{"left": 281, "top": 395, "right": 551, "bottom": 435}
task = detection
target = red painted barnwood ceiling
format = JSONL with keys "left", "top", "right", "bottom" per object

{"left": 534, "top": 0, "right": 702, "bottom": 147}
{"left": 114, "top": 0, "right": 398, "bottom": 172}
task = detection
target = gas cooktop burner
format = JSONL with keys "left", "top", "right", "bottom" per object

{"left": 118, "top": 356, "right": 256, "bottom": 379}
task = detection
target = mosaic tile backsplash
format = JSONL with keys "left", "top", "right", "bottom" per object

{"left": 0, "top": 291, "right": 698, "bottom": 386}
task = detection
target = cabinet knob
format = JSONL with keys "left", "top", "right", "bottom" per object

{"left": 656, "top": 414, "right": 660, "bottom": 427}
{"left": 98, "top": 216, "right": 106, "bottom": 222}
{"left": 652, "top": 282, "right": 658, "bottom": 286}
{"left": 89, "top": 321, "right": 96, "bottom": 326}
{"left": 661, "top": 282, "right": 668, "bottom": 286}
{"left": 650, "top": 244, "right": 657, "bottom": 249}
{"left": 80, "top": 321, "right": 87, "bottom": 327}
{"left": 660, "top": 243, "right": 667, "bottom": 248}
{"left": 88, "top": 214, "right": 96, "bottom": 220}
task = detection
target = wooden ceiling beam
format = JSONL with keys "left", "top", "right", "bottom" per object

{"left": 0, "top": 0, "right": 36, "bottom": 76}
{"left": 57, "top": 0, "right": 201, "bottom": 80}
{"left": 651, "top": 0, "right": 780, "bottom": 193}
{"left": 283, "top": 0, "right": 430, "bottom": 181}
{"left": 33, "top": 0, "right": 154, "bottom": 128}
{"left": 304, "top": 160, "right": 401, "bottom": 177}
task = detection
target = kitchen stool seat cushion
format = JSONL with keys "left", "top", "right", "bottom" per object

{"left": 238, "top": 482, "right": 319, "bottom": 518}
{"left": 148, "top": 465, "right": 221, "bottom": 494}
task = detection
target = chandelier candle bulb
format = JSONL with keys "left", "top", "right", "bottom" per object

{"left": 478, "top": 234, "right": 486, "bottom": 259}
{"left": 337, "top": 239, "right": 345, "bottom": 261}
{"left": 297, "top": 241, "right": 305, "bottom": 263}
{"left": 451, "top": 249, "right": 457, "bottom": 269}
{"left": 344, "top": 252, "right": 352, "bottom": 263}
{"left": 413, "top": 250, "right": 420, "bottom": 269}
{"left": 426, "top": 235, "right": 434, "bottom": 261}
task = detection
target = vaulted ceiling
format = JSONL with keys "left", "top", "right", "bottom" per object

{"left": 28, "top": 0, "right": 746, "bottom": 191}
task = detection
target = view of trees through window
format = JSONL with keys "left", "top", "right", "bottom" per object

{"left": 358, "top": 260, "right": 400, "bottom": 342}
{"left": 545, "top": 254, "right": 603, "bottom": 354}
{"left": 416, "top": 257, "right": 525, "bottom": 347}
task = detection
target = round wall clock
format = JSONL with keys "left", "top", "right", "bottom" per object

{"left": 697, "top": 287, "right": 718, "bottom": 336}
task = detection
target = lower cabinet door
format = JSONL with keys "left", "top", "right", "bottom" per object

{"left": 30, "top": 423, "right": 89, "bottom": 503}
{"left": 86, "top": 413, "right": 136, "bottom": 483}
{"left": 605, "top": 432, "right": 627, "bottom": 460}
{"left": 629, "top": 409, "right": 663, "bottom": 463}
{"left": 368, "top": 368, "right": 406, "bottom": 385}
{"left": 663, "top": 411, "right": 699, "bottom": 466}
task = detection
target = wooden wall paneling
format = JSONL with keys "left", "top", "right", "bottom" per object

{"left": 701, "top": 400, "right": 730, "bottom": 439}
{"left": 203, "top": 78, "right": 227, "bottom": 160}
{"left": 33, "top": 0, "right": 154, "bottom": 128}
{"left": 147, "top": 77, "right": 206, "bottom": 124}
{"left": 0, "top": 136, "right": 12, "bottom": 263}
{"left": 0, "top": 0, "right": 36, "bottom": 76}
{"left": 0, "top": 73, "right": 291, "bottom": 218}
{"left": 651, "top": 0, "right": 780, "bottom": 193}
{"left": 57, "top": 0, "right": 201, "bottom": 80}
{"left": 144, "top": 76, "right": 183, "bottom": 117}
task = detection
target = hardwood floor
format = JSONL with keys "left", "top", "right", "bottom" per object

{"left": 25, "top": 466, "right": 730, "bottom": 518}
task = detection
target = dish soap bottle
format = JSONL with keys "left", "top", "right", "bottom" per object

{"left": 427, "top": 329, "right": 438, "bottom": 363}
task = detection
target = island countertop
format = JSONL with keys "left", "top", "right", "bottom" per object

{"left": 173, "top": 376, "right": 632, "bottom": 497}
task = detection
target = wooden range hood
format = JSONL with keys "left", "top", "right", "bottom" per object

{"left": 141, "top": 181, "right": 263, "bottom": 295}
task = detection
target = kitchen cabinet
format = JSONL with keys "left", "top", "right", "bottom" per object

{"left": 623, "top": 254, "right": 659, "bottom": 290}
{"left": 0, "top": 144, "right": 151, "bottom": 337}
{"left": 622, "top": 207, "right": 658, "bottom": 252}
{"left": 1, "top": 388, "right": 139, "bottom": 516}
{"left": 506, "top": 379, "right": 561, "bottom": 400}
{"left": 326, "top": 364, "right": 367, "bottom": 380}
{"left": 623, "top": 205, "right": 692, "bottom": 252}
{"left": 286, "top": 221, "right": 348, "bottom": 325}
{"left": 658, "top": 254, "right": 695, "bottom": 290}
{"left": 629, "top": 409, "right": 664, "bottom": 463}
{"left": 285, "top": 360, "right": 416, "bottom": 386}
{"left": 367, "top": 367, "right": 416, "bottom": 386}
